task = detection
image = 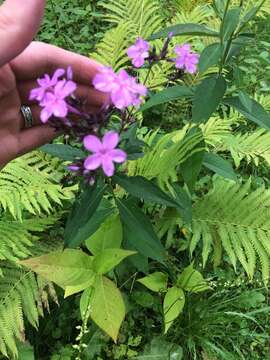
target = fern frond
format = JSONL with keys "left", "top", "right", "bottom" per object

{"left": 99, "top": 0, "right": 163, "bottom": 38}
{"left": 0, "top": 262, "right": 57, "bottom": 357}
{"left": 0, "top": 152, "right": 74, "bottom": 220}
{"left": 91, "top": 22, "right": 132, "bottom": 71}
{"left": 222, "top": 129, "right": 270, "bottom": 167}
{"left": 0, "top": 216, "right": 57, "bottom": 267}
{"left": 191, "top": 177, "right": 270, "bottom": 284}
{"left": 130, "top": 128, "right": 204, "bottom": 189}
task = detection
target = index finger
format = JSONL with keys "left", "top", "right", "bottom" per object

{"left": 10, "top": 41, "right": 102, "bottom": 85}
{"left": 0, "top": 0, "right": 45, "bottom": 66}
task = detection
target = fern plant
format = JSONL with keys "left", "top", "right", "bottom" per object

{"left": 191, "top": 177, "right": 270, "bottom": 284}
{"left": 0, "top": 262, "right": 58, "bottom": 358}
{"left": 0, "top": 152, "right": 74, "bottom": 220}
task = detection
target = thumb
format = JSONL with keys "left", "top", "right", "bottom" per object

{"left": 0, "top": 0, "right": 46, "bottom": 67}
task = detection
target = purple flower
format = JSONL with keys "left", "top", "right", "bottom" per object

{"left": 29, "top": 68, "right": 65, "bottom": 102}
{"left": 174, "top": 44, "right": 199, "bottom": 74}
{"left": 40, "top": 80, "right": 77, "bottom": 123}
{"left": 127, "top": 38, "right": 150, "bottom": 68}
{"left": 83, "top": 131, "right": 127, "bottom": 177}
{"left": 93, "top": 67, "right": 147, "bottom": 110}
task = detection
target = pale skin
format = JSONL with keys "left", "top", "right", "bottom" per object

{"left": 0, "top": 0, "right": 105, "bottom": 168}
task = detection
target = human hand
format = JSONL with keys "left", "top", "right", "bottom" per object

{"left": 0, "top": 0, "right": 105, "bottom": 168}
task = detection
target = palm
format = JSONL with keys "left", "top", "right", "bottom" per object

{"left": 0, "top": 1, "right": 104, "bottom": 168}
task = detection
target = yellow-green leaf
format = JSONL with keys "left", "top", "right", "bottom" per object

{"left": 138, "top": 272, "right": 168, "bottom": 292}
{"left": 20, "top": 249, "right": 94, "bottom": 289}
{"left": 164, "top": 287, "right": 185, "bottom": 334}
{"left": 92, "top": 248, "right": 136, "bottom": 275}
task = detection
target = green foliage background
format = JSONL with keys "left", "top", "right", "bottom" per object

{"left": 1, "top": 0, "right": 270, "bottom": 359}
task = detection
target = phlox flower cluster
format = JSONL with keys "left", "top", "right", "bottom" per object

{"left": 29, "top": 34, "right": 199, "bottom": 180}
{"left": 93, "top": 67, "right": 147, "bottom": 110}
{"left": 126, "top": 37, "right": 199, "bottom": 74}
{"left": 30, "top": 67, "right": 77, "bottom": 123}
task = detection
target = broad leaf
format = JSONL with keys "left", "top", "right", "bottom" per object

{"left": 40, "top": 143, "right": 85, "bottom": 161}
{"left": 64, "top": 181, "right": 107, "bottom": 248}
{"left": 198, "top": 43, "right": 223, "bottom": 73}
{"left": 20, "top": 249, "right": 94, "bottom": 289}
{"left": 140, "top": 85, "right": 193, "bottom": 112}
{"left": 150, "top": 24, "right": 219, "bottom": 40}
{"left": 64, "top": 277, "right": 96, "bottom": 298}
{"left": 80, "top": 276, "right": 125, "bottom": 342}
{"left": 192, "top": 75, "right": 227, "bottom": 123}
{"left": 203, "top": 153, "right": 237, "bottom": 181}
{"left": 221, "top": 7, "right": 241, "bottom": 41}
{"left": 138, "top": 272, "right": 168, "bottom": 292}
{"left": 134, "top": 337, "right": 183, "bottom": 359}
{"left": 224, "top": 95, "right": 270, "bottom": 131}
{"left": 116, "top": 199, "right": 166, "bottom": 262}
{"left": 164, "top": 287, "right": 185, "bottom": 334}
{"left": 85, "top": 213, "right": 122, "bottom": 255}
{"left": 177, "top": 263, "right": 210, "bottom": 293}
{"left": 113, "top": 174, "right": 184, "bottom": 211}
{"left": 92, "top": 248, "right": 136, "bottom": 274}
{"left": 171, "top": 184, "right": 192, "bottom": 224}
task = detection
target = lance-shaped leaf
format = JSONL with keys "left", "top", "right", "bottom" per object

{"left": 221, "top": 7, "right": 241, "bottom": 41}
{"left": 64, "top": 181, "right": 107, "bottom": 248}
{"left": 224, "top": 94, "right": 270, "bottom": 131}
{"left": 116, "top": 199, "right": 166, "bottom": 262}
{"left": 164, "top": 287, "right": 185, "bottom": 334}
{"left": 150, "top": 24, "right": 219, "bottom": 40}
{"left": 85, "top": 213, "right": 122, "bottom": 255}
{"left": 140, "top": 85, "right": 193, "bottom": 112}
{"left": 113, "top": 174, "right": 185, "bottom": 211}
{"left": 192, "top": 75, "right": 227, "bottom": 123}
{"left": 20, "top": 249, "right": 94, "bottom": 289}
{"left": 198, "top": 43, "right": 223, "bottom": 73}
{"left": 138, "top": 272, "right": 168, "bottom": 292}
{"left": 40, "top": 144, "right": 85, "bottom": 161}
{"left": 92, "top": 248, "right": 136, "bottom": 274}
{"left": 80, "top": 276, "right": 125, "bottom": 342}
{"left": 203, "top": 153, "right": 237, "bottom": 181}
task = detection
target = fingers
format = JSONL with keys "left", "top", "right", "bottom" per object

{"left": 0, "top": 1, "right": 45, "bottom": 67}
{"left": 17, "top": 125, "right": 58, "bottom": 157}
{"left": 11, "top": 42, "right": 102, "bottom": 85}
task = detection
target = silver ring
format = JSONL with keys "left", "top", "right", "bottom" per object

{"left": 20, "top": 105, "right": 34, "bottom": 128}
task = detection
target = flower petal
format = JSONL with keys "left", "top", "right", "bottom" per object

{"left": 83, "top": 135, "right": 103, "bottom": 152}
{"left": 103, "top": 131, "right": 119, "bottom": 150}
{"left": 84, "top": 154, "right": 102, "bottom": 170}
{"left": 102, "top": 157, "right": 115, "bottom": 177}
{"left": 40, "top": 107, "right": 52, "bottom": 123}
{"left": 110, "top": 149, "right": 127, "bottom": 163}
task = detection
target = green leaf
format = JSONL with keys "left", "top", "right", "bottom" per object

{"left": 80, "top": 276, "right": 125, "bottom": 342}
{"left": 177, "top": 263, "right": 210, "bottom": 293}
{"left": 40, "top": 144, "right": 85, "bottom": 161}
{"left": 116, "top": 199, "right": 166, "bottom": 262}
{"left": 192, "top": 75, "right": 227, "bottom": 123}
{"left": 64, "top": 181, "right": 107, "bottom": 248}
{"left": 203, "top": 153, "right": 237, "bottom": 181}
{"left": 224, "top": 95, "right": 270, "bottom": 131}
{"left": 20, "top": 249, "right": 94, "bottom": 289}
{"left": 134, "top": 337, "right": 183, "bottom": 359}
{"left": 171, "top": 184, "right": 192, "bottom": 224}
{"left": 85, "top": 213, "right": 122, "bottom": 255}
{"left": 240, "top": 1, "right": 265, "bottom": 28}
{"left": 180, "top": 128, "right": 205, "bottom": 192}
{"left": 140, "top": 85, "right": 193, "bottom": 112}
{"left": 92, "top": 248, "right": 136, "bottom": 274}
{"left": 198, "top": 43, "right": 223, "bottom": 73}
{"left": 113, "top": 174, "right": 184, "bottom": 211}
{"left": 17, "top": 343, "right": 34, "bottom": 360}
{"left": 221, "top": 7, "right": 241, "bottom": 41}
{"left": 150, "top": 24, "right": 219, "bottom": 40}
{"left": 64, "top": 277, "right": 96, "bottom": 298}
{"left": 163, "top": 287, "right": 185, "bottom": 334}
{"left": 137, "top": 272, "right": 168, "bottom": 292}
